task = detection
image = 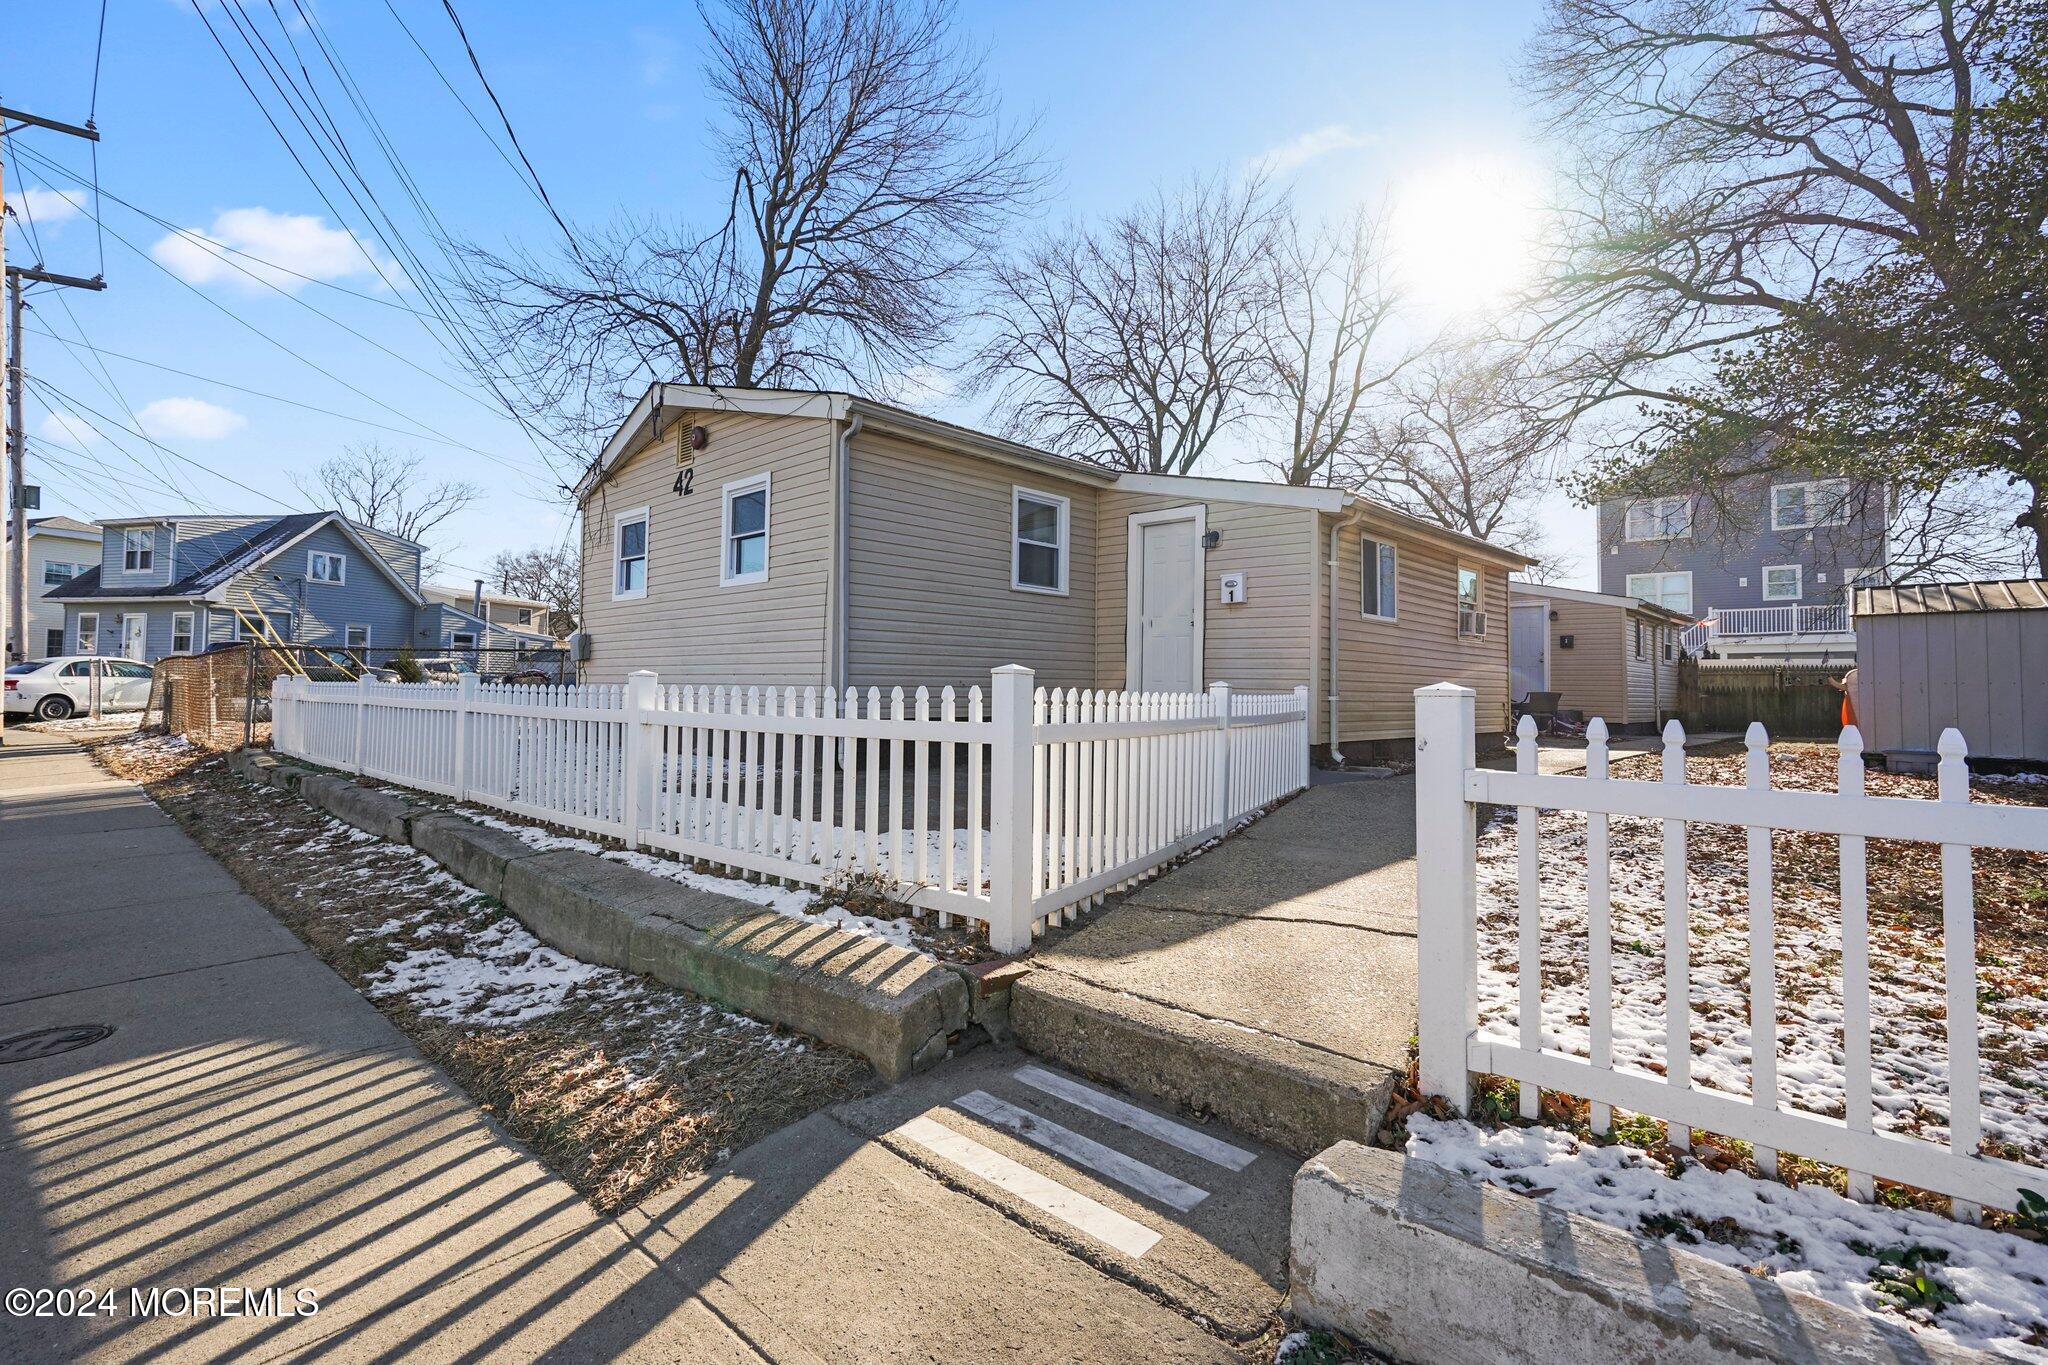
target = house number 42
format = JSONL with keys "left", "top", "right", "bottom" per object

{"left": 672, "top": 467, "right": 695, "bottom": 496}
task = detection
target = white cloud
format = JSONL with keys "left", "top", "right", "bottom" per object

{"left": 38, "top": 410, "right": 99, "bottom": 448}
{"left": 137, "top": 397, "right": 247, "bottom": 441}
{"left": 1251, "top": 124, "right": 1380, "bottom": 177}
{"left": 148, "top": 207, "right": 401, "bottom": 293}
{"left": 9, "top": 188, "right": 86, "bottom": 228}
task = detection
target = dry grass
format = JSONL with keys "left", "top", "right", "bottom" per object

{"left": 87, "top": 734, "right": 875, "bottom": 1214}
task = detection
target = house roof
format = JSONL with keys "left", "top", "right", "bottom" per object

{"left": 45, "top": 512, "right": 426, "bottom": 607}
{"left": 20, "top": 515, "right": 101, "bottom": 541}
{"left": 1510, "top": 578, "right": 1695, "bottom": 625}
{"left": 1855, "top": 579, "right": 2048, "bottom": 616}
{"left": 423, "top": 582, "right": 552, "bottom": 611}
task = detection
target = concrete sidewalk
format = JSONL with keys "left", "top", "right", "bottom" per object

{"left": 0, "top": 734, "right": 1272, "bottom": 1362}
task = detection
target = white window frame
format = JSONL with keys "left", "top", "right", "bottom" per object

{"left": 1456, "top": 564, "right": 1485, "bottom": 637}
{"left": 1762, "top": 563, "right": 1804, "bottom": 600}
{"left": 1770, "top": 479, "right": 1853, "bottom": 532}
{"left": 122, "top": 528, "right": 154, "bottom": 572}
{"left": 1360, "top": 536, "right": 1398, "bottom": 620}
{"left": 612, "top": 506, "right": 650, "bottom": 601}
{"left": 450, "top": 631, "right": 478, "bottom": 651}
{"left": 1623, "top": 496, "right": 1691, "bottom": 542}
{"left": 307, "top": 550, "right": 347, "bottom": 585}
{"left": 720, "top": 473, "right": 772, "bottom": 587}
{"left": 515, "top": 607, "right": 533, "bottom": 626}
{"left": 42, "top": 560, "right": 78, "bottom": 587}
{"left": 77, "top": 612, "right": 99, "bottom": 654}
{"left": 1011, "top": 485, "right": 1070, "bottom": 596}
{"left": 1624, "top": 570, "right": 1693, "bottom": 616}
{"left": 171, "top": 611, "right": 195, "bottom": 655}
{"left": 345, "top": 624, "right": 371, "bottom": 649}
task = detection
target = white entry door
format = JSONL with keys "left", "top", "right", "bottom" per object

{"left": 1509, "top": 603, "right": 1548, "bottom": 702}
{"left": 1126, "top": 508, "right": 1204, "bottom": 693}
{"left": 122, "top": 614, "right": 148, "bottom": 662}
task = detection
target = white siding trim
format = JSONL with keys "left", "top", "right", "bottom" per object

{"left": 719, "top": 472, "right": 772, "bottom": 587}
{"left": 1763, "top": 563, "right": 1804, "bottom": 600}
{"left": 307, "top": 549, "right": 347, "bottom": 585}
{"left": 1010, "top": 485, "right": 1071, "bottom": 596}
{"left": 170, "top": 611, "right": 195, "bottom": 654}
{"left": 77, "top": 612, "right": 99, "bottom": 653}
{"left": 612, "top": 506, "right": 650, "bottom": 601}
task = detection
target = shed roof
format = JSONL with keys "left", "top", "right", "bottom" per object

{"left": 1854, "top": 580, "right": 2048, "bottom": 616}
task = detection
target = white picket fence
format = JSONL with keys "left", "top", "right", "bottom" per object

{"left": 272, "top": 666, "right": 1309, "bottom": 952}
{"left": 1414, "top": 683, "right": 2047, "bottom": 1217}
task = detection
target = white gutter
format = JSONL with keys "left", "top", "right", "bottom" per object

{"left": 1327, "top": 521, "right": 1344, "bottom": 767}
{"left": 832, "top": 411, "right": 863, "bottom": 691}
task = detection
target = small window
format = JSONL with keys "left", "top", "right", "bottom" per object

{"left": 345, "top": 624, "right": 371, "bottom": 649}
{"left": 1012, "top": 487, "right": 1069, "bottom": 595}
{"left": 43, "top": 627, "right": 63, "bottom": 659}
{"left": 450, "top": 631, "right": 477, "bottom": 650}
{"left": 1762, "top": 564, "right": 1803, "bottom": 600}
{"left": 613, "top": 508, "right": 649, "bottom": 600}
{"left": 1360, "top": 537, "right": 1397, "bottom": 619}
{"left": 1771, "top": 479, "right": 1852, "bottom": 531}
{"left": 1457, "top": 566, "right": 1485, "bottom": 637}
{"left": 308, "top": 550, "right": 347, "bottom": 584}
{"left": 77, "top": 612, "right": 99, "bottom": 653}
{"left": 515, "top": 607, "right": 532, "bottom": 626}
{"left": 171, "top": 612, "right": 195, "bottom": 654}
{"left": 1624, "top": 497, "right": 1691, "bottom": 542}
{"left": 1634, "top": 620, "right": 1644, "bottom": 659}
{"left": 122, "top": 528, "right": 154, "bottom": 572}
{"left": 42, "top": 560, "right": 78, "bottom": 587}
{"left": 720, "top": 475, "right": 771, "bottom": 586}
{"left": 1663, "top": 631, "right": 1675, "bottom": 661}
{"left": 1624, "top": 571, "right": 1692, "bottom": 615}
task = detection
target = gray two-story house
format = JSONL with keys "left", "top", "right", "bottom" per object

{"left": 1599, "top": 474, "right": 1888, "bottom": 659}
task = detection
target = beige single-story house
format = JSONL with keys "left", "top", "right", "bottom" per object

{"left": 1509, "top": 580, "right": 1691, "bottom": 731}
{"left": 573, "top": 385, "right": 1533, "bottom": 757}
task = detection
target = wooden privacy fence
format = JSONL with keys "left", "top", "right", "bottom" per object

{"left": 1414, "top": 682, "right": 2043, "bottom": 1218}
{"left": 1676, "top": 658, "right": 1849, "bottom": 738}
{"left": 272, "top": 666, "right": 1310, "bottom": 952}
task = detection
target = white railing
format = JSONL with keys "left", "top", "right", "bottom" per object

{"left": 1698, "top": 603, "right": 1851, "bottom": 640}
{"left": 1415, "top": 683, "right": 2043, "bottom": 1218}
{"left": 273, "top": 667, "right": 1309, "bottom": 953}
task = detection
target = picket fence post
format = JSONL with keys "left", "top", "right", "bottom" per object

{"left": 353, "top": 673, "right": 368, "bottom": 776}
{"left": 1294, "top": 684, "right": 1311, "bottom": 790}
{"left": 1209, "top": 680, "right": 1233, "bottom": 825}
{"left": 621, "top": 670, "right": 659, "bottom": 850}
{"left": 987, "top": 664, "right": 1037, "bottom": 955}
{"left": 452, "top": 673, "right": 477, "bottom": 802}
{"left": 1414, "top": 682, "right": 1478, "bottom": 1113}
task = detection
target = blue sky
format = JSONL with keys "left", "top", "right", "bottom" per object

{"left": 7, "top": 0, "right": 1588, "bottom": 587}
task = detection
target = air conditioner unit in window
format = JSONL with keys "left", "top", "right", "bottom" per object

{"left": 1460, "top": 609, "right": 1488, "bottom": 637}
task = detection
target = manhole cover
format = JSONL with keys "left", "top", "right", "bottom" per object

{"left": 0, "top": 1025, "right": 115, "bottom": 1064}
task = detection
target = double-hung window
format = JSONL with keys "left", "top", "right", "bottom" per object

{"left": 42, "top": 561, "right": 78, "bottom": 587}
{"left": 1771, "top": 479, "right": 1851, "bottom": 531}
{"left": 1012, "top": 487, "right": 1069, "bottom": 594}
{"left": 345, "top": 624, "right": 371, "bottom": 649}
{"left": 1456, "top": 566, "right": 1485, "bottom": 636}
{"left": 1624, "top": 571, "right": 1693, "bottom": 616}
{"left": 308, "top": 550, "right": 346, "bottom": 584}
{"left": 122, "top": 528, "right": 154, "bottom": 572}
{"left": 77, "top": 612, "right": 99, "bottom": 654}
{"left": 613, "top": 508, "right": 649, "bottom": 600}
{"left": 1360, "top": 537, "right": 1397, "bottom": 619}
{"left": 721, "top": 475, "right": 770, "bottom": 586}
{"left": 171, "top": 612, "right": 195, "bottom": 655}
{"left": 1762, "top": 564, "right": 1804, "bottom": 600}
{"left": 1624, "top": 497, "right": 1691, "bottom": 541}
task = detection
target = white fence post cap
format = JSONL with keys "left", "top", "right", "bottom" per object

{"left": 1416, "top": 681, "right": 1475, "bottom": 698}
{"left": 992, "top": 663, "right": 1035, "bottom": 677}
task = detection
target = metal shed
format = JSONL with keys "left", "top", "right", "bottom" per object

{"left": 1852, "top": 579, "right": 2048, "bottom": 760}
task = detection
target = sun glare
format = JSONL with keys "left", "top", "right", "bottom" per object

{"left": 1388, "top": 154, "right": 1544, "bottom": 318}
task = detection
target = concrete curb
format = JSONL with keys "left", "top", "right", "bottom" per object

{"left": 1011, "top": 969, "right": 1396, "bottom": 1156}
{"left": 1290, "top": 1142, "right": 1990, "bottom": 1365}
{"left": 231, "top": 750, "right": 969, "bottom": 1080}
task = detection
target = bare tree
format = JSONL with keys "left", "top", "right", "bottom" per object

{"left": 1256, "top": 204, "right": 1409, "bottom": 486}
{"left": 294, "top": 443, "right": 481, "bottom": 560}
{"left": 972, "top": 175, "right": 1283, "bottom": 473}
{"left": 460, "top": 0, "right": 1043, "bottom": 443}
{"left": 1343, "top": 341, "right": 1572, "bottom": 563}
{"left": 486, "top": 543, "right": 583, "bottom": 633}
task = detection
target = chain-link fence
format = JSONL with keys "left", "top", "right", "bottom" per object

{"left": 148, "top": 642, "right": 574, "bottom": 751}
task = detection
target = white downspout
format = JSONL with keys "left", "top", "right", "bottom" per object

{"left": 1327, "top": 522, "right": 1344, "bottom": 767}
{"left": 832, "top": 411, "right": 863, "bottom": 692}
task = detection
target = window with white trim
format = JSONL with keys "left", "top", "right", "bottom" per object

{"left": 1762, "top": 564, "right": 1804, "bottom": 600}
{"left": 1623, "top": 497, "right": 1691, "bottom": 541}
{"left": 721, "top": 474, "right": 771, "bottom": 586}
{"left": 308, "top": 550, "right": 347, "bottom": 584}
{"left": 1624, "top": 571, "right": 1693, "bottom": 615}
{"left": 1457, "top": 566, "right": 1484, "bottom": 636}
{"left": 42, "top": 560, "right": 80, "bottom": 587}
{"left": 1360, "top": 537, "right": 1397, "bottom": 619}
{"left": 171, "top": 611, "right": 195, "bottom": 654}
{"left": 451, "top": 631, "right": 477, "bottom": 650}
{"left": 515, "top": 607, "right": 532, "bottom": 626}
{"left": 613, "top": 508, "right": 649, "bottom": 600}
{"left": 122, "top": 528, "right": 154, "bottom": 572}
{"left": 1771, "top": 479, "right": 1852, "bottom": 531}
{"left": 77, "top": 612, "right": 99, "bottom": 653}
{"left": 345, "top": 624, "right": 371, "bottom": 649}
{"left": 1012, "top": 487, "right": 1069, "bottom": 594}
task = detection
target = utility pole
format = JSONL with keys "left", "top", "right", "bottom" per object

{"left": 0, "top": 103, "right": 102, "bottom": 672}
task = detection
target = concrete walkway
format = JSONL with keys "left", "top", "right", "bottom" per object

{"left": 0, "top": 733, "right": 1278, "bottom": 1361}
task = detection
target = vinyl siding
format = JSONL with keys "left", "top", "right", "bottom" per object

{"left": 1858, "top": 610, "right": 2048, "bottom": 760}
{"left": 1623, "top": 617, "right": 1680, "bottom": 725}
{"left": 171, "top": 516, "right": 270, "bottom": 583}
{"left": 65, "top": 601, "right": 208, "bottom": 660}
{"left": 846, "top": 431, "right": 1099, "bottom": 690}
{"left": 99, "top": 521, "right": 177, "bottom": 590}
{"left": 1094, "top": 491, "right": 1317, "bottom": 696}
{"left": 1325, "top": 510, "right": 1513, "bottom": 744}
{"left": 1532, "top": 596, "right": 1628, "bottom": 722}
{"left": 24, "top": 528, "right": 100, "bottom": 657}
{"left": 215, "top": 522, "right": 418, "bottom": 652}
{"left": 577, "top": 409, "right": 835, "bottom": 686}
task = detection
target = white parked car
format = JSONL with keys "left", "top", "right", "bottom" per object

{"left": 3, "top": 656, "right": 155, "bottom": 722}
